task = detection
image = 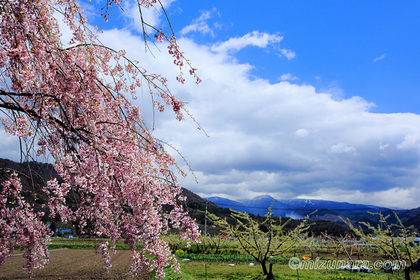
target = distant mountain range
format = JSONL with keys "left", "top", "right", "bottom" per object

{"left": 206, "top": 195, "right": 420, "bottom": 230}
{"left": 206, "top": 194, "right": 384, "bottom": 219}
{"left": 2, "top": 157, "right": 420, "bottom": 233}
{"left": 207, "top": 195, "right": 420, "bottom": 232}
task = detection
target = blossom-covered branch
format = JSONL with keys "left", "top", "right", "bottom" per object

{"left": 0, "top": 0, "right": 201, "bottom": 278}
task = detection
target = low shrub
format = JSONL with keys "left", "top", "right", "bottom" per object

{"left": 175, "top": 252, "right": 288, "bottom": 264}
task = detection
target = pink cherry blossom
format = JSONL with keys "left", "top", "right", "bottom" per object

{"left": 0, "top": 0, "right": 201, "bottom": 278}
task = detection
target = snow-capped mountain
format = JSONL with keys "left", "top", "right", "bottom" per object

{"left": 206, "top": 195, "right": 384, "bottom": 220}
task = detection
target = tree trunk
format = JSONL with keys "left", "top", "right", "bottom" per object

{"left": 405, "top": 267, "right": 411, "bottom": 280}
{"left": 266, "top": 263, "right": 275, "bottom": 280}
{"left": 261, "top": 261, "right": 268, "bottom": 275}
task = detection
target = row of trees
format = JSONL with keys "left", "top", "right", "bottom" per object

{"left": 205, "top": 206, "right": 420, "bottom": 280}
{"left": 343, "top": 212, "right": 420, "bottom": 280}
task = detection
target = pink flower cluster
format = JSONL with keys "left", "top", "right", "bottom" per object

{"left": 0, "top": 0, "right": 201, "bottom": 278}
{"left": 0, "top": 172, "right": 50, "bottom": 278}
{"left": 167, "top": 36, "right": 202, "bottom": 85}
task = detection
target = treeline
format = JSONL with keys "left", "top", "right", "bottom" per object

{"left": 0, "top": 158, "right": 397, "bottom": 237}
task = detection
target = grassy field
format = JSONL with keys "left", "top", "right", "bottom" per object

{"left": 168, "top": 261, "right": 420, "bottom": 280}
{"left": 2, "top": 249, "right": 420, "bottom": 279}
{"left": 1, "top": 238, "right": 420, "bottom": 279}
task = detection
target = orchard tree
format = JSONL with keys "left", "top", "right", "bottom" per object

{"left": 342, "top": 212, "right": 420, "bottom": 280}
{"left": 300, "top": 233, "right": 326, "bottom": 259}
{"left": 0, "top": 0, "right": 201, "bottom": 278}
{"left": 322, "top": 233, "right": 362, "bottom": 268}
{"left": 208, "top": 205, "right": 312, "bottom": 276}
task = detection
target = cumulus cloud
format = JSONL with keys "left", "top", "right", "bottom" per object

{"left": 146, "top": 37, "right": 420, "bottom": 209}
{"left": 0, "top": 130, "right": 21, "bottom": 161}
{"left": 278, "top": 48, "right": 296, "bottom": 60}
{"left": 330, "top": 143, "right": 356, "bottom": 154}
{"left": 211, "top": 31, "right": 283, "bottom": 54}
{"left": 121, "top": 0, "right": 175, "bottom": 33}
{"left": 319, "top": 81, "right": 348, "bottom": 100}
{"left": 298, "top": 186, "right": 420, "bottom": 209}
{"left": 280, "top": 73, "right": 299, "bottom": 81}
{"left": 180, "top": 8, "right": 219, "bottom": 36}
{"left": 295, "top": 128, "right": 309, "bottom": 138}
{"left": 379, "top": 143, "right": 389, "bottom": 150}
{"left": 2, "top": 7, "right": 420, "bottom": 210}
{"left": 397, "top": 133, "right": 420, "bottom": 150}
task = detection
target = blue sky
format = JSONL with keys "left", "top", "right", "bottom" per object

{"left": 156, "top": 1, "right": 420, "bottom": 208}
{"left": 2, "top": 0, "right": 420, "bottom": 209}
{"left": 165, "top": 1, "right": 420, "bottom": 114}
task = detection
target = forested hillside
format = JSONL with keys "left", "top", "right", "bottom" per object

{"left": 0, "top": 158, "right": 405, "bottom": 236}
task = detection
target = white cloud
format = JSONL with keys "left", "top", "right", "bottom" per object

{"left": 211, "top": 31, "right": 283, "bottom": 54}
{"left": 3, "top": 8, "right": 420, "bottom": 210}
{"left": 397, "top": 133, "right": 420, "bottom": 150}
{"left": 295, "top": 128, "right": 309, "bottom": 138}
{"left": 278, "top": 48, "right": 296, "bottom": 60}
{"left": 319, "top": 81, "right": 347, "bottom": 100}
{"left": 121, "top": 0, "right": 175, "bottom": 33}
{"left": 330, "top": 143, "right": 356, "bottom": 154}
{"left": 147, "top": 36, "right": 420, "bottom": 209}
{"left": 0, "top": 130, "right": 21, "bottom": 161}
{"left": 373, "top": 53, "right": 386, "bottom": 63}
{"left": 280, "top": 73, "right": 299, "bottom": 81}
{"left": 379, "top": 143, "right": 389, "bottom": 150}
{"left": 180, "top": 8, "right": 219, "bottom": 36}
{"left": 298, "top": 187, "right": 420, "bottom": 209}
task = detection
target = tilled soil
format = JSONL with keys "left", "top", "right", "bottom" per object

{"left": 0, "top": 249, "right": 149, "bottom": 279}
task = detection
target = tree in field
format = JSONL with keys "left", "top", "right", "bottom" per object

{"left": 300, "top": 233, "right": 326, "bottom": 259}
{"left": 342, "top": 212, "right": 420, "bottom": 280}
{"left": 322, "top": 233, "right": 363, "bottom": 268}
{"left": 207, "top": 205, "right": 312, "bottom": 276}
{"left": 0, "top": 0, "right": 201, "bottom": 278}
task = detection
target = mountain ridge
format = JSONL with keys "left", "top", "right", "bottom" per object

{"left": 1, "top": 157, "right": 420, "bottom": 233}
{"left": 207, "top": 194, "right": 384, "bottom": 213}
{"left": 206, "top": 195, "right": 420, "bottom": 230}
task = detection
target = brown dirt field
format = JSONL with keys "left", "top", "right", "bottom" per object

{"left": 0, "top": 249, "right": 150, "bottom": 279}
